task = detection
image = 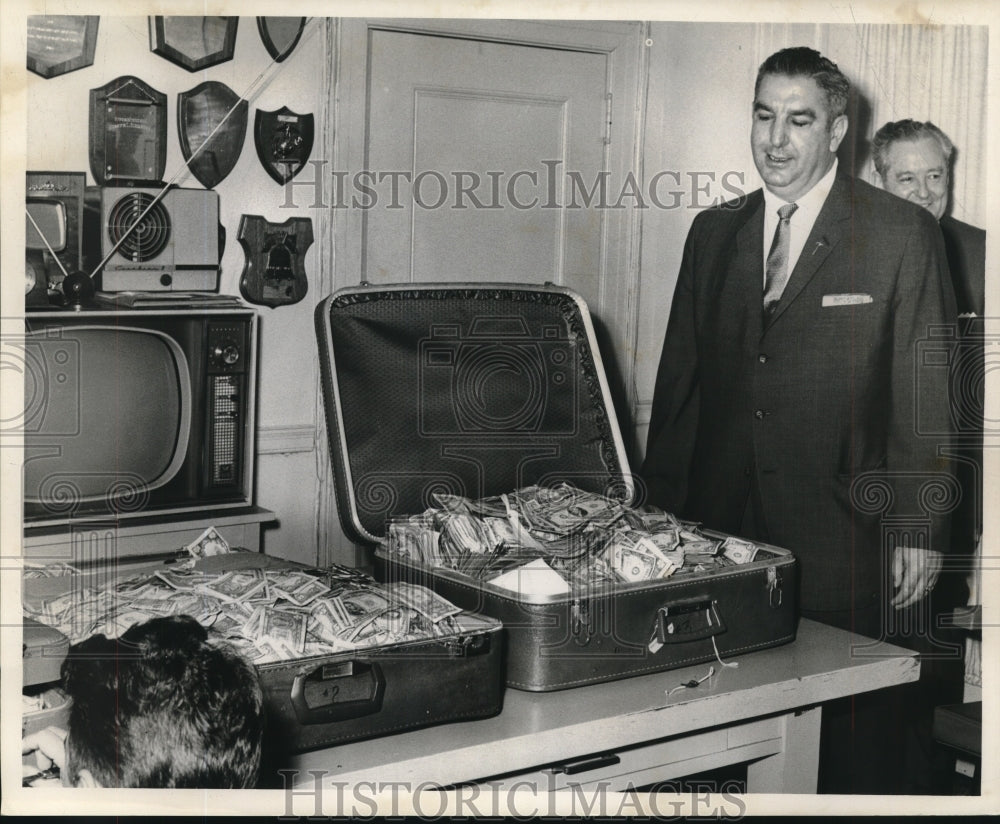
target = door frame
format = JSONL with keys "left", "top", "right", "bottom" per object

{"left": 320, "top": 18, "right": 647, "bottom": 564}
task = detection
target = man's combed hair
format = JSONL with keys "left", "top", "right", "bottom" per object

{"left": 755, "top": 46, "right": 851, "bottom": 121}
{"left": 62, "top": 615, "right": 265, "bottom": 789}
{"left": 871, "top": 119, "right": 955, "bottom": 178}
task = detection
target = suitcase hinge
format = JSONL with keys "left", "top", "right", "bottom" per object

{"left": 767, "top": 566, "right": 783, "bottom": 608}
{"left": 571, "top": 598, "right": 591, "bottom": 646}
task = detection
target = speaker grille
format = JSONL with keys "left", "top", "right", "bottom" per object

{"left": 107, "top": 191, "right": 171, "bottom": 262}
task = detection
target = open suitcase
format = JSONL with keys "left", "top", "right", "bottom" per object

{"left": 315, "top": 282, "right": 798, "bottom": 691}
{"left": 21, "top": 549, "right": 504, "bottom": 758}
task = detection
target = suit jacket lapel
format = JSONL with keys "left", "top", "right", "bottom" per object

{"left": 765, "top": 174, "right": 852, "bottom": 328}
{"left": 730, "top": 192, "right": 766, "bottom": 342}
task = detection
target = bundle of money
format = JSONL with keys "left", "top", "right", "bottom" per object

{"left": 27, "top": 559, "right": 473, "bottom": 666}
{"left": 605, "top": 531, "right": 680, "bottom": 583}
{"left": 382, "top": 483, "right": 770, "bottom": 595}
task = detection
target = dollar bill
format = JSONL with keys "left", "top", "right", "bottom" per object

{"left": 309, "top": 597, "right": 354, "bottom": 639}
{"left": 647, "top": 528, "right": 681, "bottom": 554}
{"left": 341, "top": 588, "right": 391, "bottom": 619}
{"left": 276, "top": 576, "right": 329, "bottom": 607}
{"left": 681, "top": 539, "right": 721, "bottom": 556}
{"left": 266, "top": 569, "right": 312, "bottom": 592}
{"left": 125, "top": 596, "right": 178, "bottom": 617}
{"left": 184, "top": 526, "right": 231, "bottom": 559}
{"left": 612, "top": 546, "right": 658, "bottom": 582}
{"left": 208, "top": 612, "right": 245, "bottom": 637}
{"left": 720, "top": 536, "right": 759, "bottom": 564}
{"left": 260, "top": 608, "right": 307, "bottom": 654}
{"left": 198, "top": 570, "right": 267, "bottom": 603}
{"left": 154, "top": 568, "right": 206, "bottom": 591}
{"left": 391, "top": 583, "right": 462, "bottom": 622}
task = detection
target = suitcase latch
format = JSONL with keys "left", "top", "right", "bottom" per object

{"left": 767, "top": 566, "right": 783, "bottom": 608}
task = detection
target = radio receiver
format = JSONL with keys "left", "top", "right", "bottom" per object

{"left": 98, "top": 186, "right": 220, "bottom": 291}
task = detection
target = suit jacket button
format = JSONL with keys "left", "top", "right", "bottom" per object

{"left": 754, "top": 409, "right": 765, "bottom": 420}
{"left": 758, "top": 354, "right": 768, "bottom": 364}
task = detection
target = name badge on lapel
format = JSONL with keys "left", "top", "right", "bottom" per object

{"left": 822, "top": 293, "right": 873, "bottom": 307}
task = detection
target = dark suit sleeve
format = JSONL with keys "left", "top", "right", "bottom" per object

{"left": 641, "top": 218, "right": 702, "bottom": 510}
{"left": 889, "top": 209, "right": 958, "bottom": 553}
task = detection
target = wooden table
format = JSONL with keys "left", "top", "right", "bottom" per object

{"left": 287, "top": 619, "right": 919, "bottom": 794}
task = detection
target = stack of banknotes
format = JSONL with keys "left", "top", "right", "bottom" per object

{"left": 385, "top": 483, "right": 769, "bottom": 591}
{"left": 23, "top": 532, "right": 481, "bottom": 665}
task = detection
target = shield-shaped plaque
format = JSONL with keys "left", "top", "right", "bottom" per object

{"left": 89, "top": 76, "right": 167, "bottom": 186}
{"left": 149, "top": 16, "right": 238, "bottom": 72}
{"left": 254, "top": 107, "right": 314, "bottom": 185}
{"left": 28, "top": 15, "right": 99, "bottom": 78}
{"left": 177, "top": 81, "right": 248, "bottom": 190}
{"left": 257, "top": 17, "right": 306, "bottom": 63}
{"left": 238, "top": 215, "right": 312, "bottom": 308}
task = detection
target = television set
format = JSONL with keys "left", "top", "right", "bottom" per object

{"left": 25, "top": 171, "right": 86, "bottom": 296}
{"left": 25, "top": 198, "right": 66, "bottom": 304}
{"left": 16, "top": 308, "right": 257, "bottom": 528}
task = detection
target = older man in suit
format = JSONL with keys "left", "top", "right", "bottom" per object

{"left": 872, "top": 119, "right": 985, "bottom": 318}
{"left": 873, "top": 119, "right": 985, "bottom": 784}
{"left": 642, "top": 47, "right": 958, "bottom": 792}
{"left": 874, "top": 118, "right": 985, "bottom": 552}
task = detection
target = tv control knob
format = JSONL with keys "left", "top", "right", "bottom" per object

{"left": 213, "top": 343, "right": 241, "bottom": 366}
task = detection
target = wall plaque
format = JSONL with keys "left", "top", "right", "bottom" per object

{"left": 149, "top": 16, "right": 238, "bottom": 72}
{"left": 254, "top": 107, "right": 314, "bottom": 185}
{"left": 257, "top": 17, "right": 306, "bottom": 63}
{"left": 28, "top": 15, "right": 99, "bottom": 78}
{"left": 238, "top": 215, "right": 312, "bottom": 308}
{"left": 89, "top": 76, "right": 167, "bottom": 186}
{"left": 178, "top": 81, "right": 248, "bottom": 190}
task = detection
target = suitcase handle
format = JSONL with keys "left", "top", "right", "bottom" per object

{"left": 289, "top": 660, "right": 386, "bottom": 724}
{"left": 655, "top": 598, "right": 725, "bottom": 644}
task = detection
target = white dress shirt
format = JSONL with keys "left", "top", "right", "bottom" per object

{"left": 761, "top": 159, "right": 839, "bottom": 291}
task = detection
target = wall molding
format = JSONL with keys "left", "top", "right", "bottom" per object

{"left": 258, "top": 424, "right": 316, "bottom": 455}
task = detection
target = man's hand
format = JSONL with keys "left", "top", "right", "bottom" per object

{"left": 891, "top": 546, "right": 944, "bottom": 609}
{"left": 22, "top": 725, "right": 67, "bottom": 784}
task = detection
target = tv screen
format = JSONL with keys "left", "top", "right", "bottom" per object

{"left": 22, "top": 326, "right": 192, "bottom": 513}
{"left": 25, "top": 198, "right": 66, "bottom": 253}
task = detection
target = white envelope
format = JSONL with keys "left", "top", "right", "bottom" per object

{"left": 822, "top": 293, "right": 873, "bottom": 307}
{"left": 489, "top": 558, "right": 570, "bottom": 596}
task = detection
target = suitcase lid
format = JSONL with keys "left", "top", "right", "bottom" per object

{"left": 316, "top": 283, "right": 634, "bottom": 544}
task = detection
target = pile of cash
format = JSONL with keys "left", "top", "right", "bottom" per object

{"left": 23, "top": 561, "right": 480, "bottom": 666}
{"left": 385, "top": 483, "right": 770, "bottom": 592}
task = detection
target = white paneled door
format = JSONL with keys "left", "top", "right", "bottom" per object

{"left": 324, "top": 20, "right": 643, "bottom": 566}
{"left": 363, "top": 28, "right": 608, "bottom": 312}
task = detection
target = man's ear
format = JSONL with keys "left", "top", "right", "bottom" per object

{"left": 828, "top": 114, "right": 849, "bottom": 152}
{"left": 75, "top": 768, "right": 100, "bottom": 788}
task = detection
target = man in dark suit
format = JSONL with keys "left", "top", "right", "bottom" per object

{"left": 873, "top": 119, "right": 985, "bottom": 553}
{"left": 873, "top": 119, "right": 985, "bottom": 783}
{"left": 642, "top": 47, "right": 958, "bottom": 793}
{"left": 872, "top": 119, "right": 985, "bottom": 318}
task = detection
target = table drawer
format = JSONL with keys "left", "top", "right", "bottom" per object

{"left": 498, "top": 716, "right": 784, "bottom": 791}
